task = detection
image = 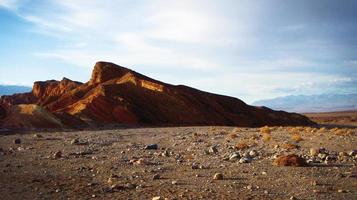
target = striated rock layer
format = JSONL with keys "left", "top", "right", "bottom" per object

{"left": 0, "top": 61, "right": 315, "bottom": 129}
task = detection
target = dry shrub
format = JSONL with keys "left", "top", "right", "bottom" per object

{"left": 184, "top": 154, "right": 194, "bottom": 161}
{"left": 288, "top": 127, "right": 300, "bottom": 135}
{"left": 250, "top": 134, "right": 259, "bottom": 140}
{"left": 260, "top": 126, "right": 271, "bottom": 134}
{"left": 317, "top": 127, "right": 326, "bottom": 133}
{"left": 273, "top": 154, "right": 307, "bottom": 167}
{"left": 333, "top": 128, "right": 353, "bottom": 136}
{"left": 232, "top": 127, "right": 241, "bottom": 133}
{"left": 281, "top": 143, "right": 299, "bottom": 150}
{"left": 291, "top": 134, "right": 303, "bottom": 142}
{"left": 262, "top": 133, "right": 272, "bottom": 142}
{"left": 209, "top": 126, "right": 217, "bottom": 132}
{"left": 228, "top": 133, "right": 238, "bottom": 139}
{"left": 304, "top": 127, "right": 314, "bottom": 133}
{"left": 192, "top": 132, "right": 199, "bottom": 138}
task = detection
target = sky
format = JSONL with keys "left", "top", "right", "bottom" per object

{"left": 0, "top": 0, "right": 357, "bottom": 103}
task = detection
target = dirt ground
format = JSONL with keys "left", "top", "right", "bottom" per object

{"left": 304, "top": 111, "right": 357, "bottom": 127}
{"left": 0, "top": 123, "right": 356, "bottom": 200}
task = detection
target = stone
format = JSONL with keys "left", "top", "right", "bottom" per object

{"left": 145, "top": 144, "right": 158, "bottom": 150}
{"left": 171, "top": 180, "right": 178, "bottom": 185}
{"left": 290, "top": 196, "right": 297, "bottom": 200}
{"left": 239, "top": 157, "right": 251, "bottom": 164}
{"left": 191, "top": 163, "right": 200, "bottom": 169}
{"left": 208, "top": 146, "right": 218, "bottom": 154}
{"left": 71, "top": 138, "right": 80, "bottom": 144}
{"left": 14, "top": 138, "right": 21, "bottom": 144}
{"left": 249, "top": 150, "right": 258, "bottom": 157}
{"left": 152, "top": 174, "right": 160, "bottom": 180}
{"left": 53, "top": 151, "right": 62, "bottom": 159}
{"left": 152, "top": 197, "right": 162, "bottom": 200}
{"left": 309, "top": 148, "right": 319, "bottom": 156}
{"left": 33, "top": 134, "right": 43, "bottom": 138}
{"left": 348, "top": 150, "right": 357, "bottom": 157}
{"left": 339, "top": 152, "right": 347, "bottom": 157}
{"left": 318, "top": 153, "right": 327, "bottom": 160}
{"left": 162, "top": 150, "right": 170, "bottom": 157}
{"left": 213, "top": 173, "right": 224, "bottom": 180}
{"left": 229, "top": 153, "right": 240, "bottom": 161}
{"left": 247, "top": 185, "right": 253, "bottom": 190}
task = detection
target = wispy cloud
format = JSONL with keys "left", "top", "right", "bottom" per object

{"left": 1, "top": 0, "right": 357, "bottom": 102}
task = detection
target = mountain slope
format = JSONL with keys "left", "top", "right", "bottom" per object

{"left": 0, "top": 61, "right": 315, "bottom": 128}
{"left": 253, "top": 94, "right": 357, "bottom": 113}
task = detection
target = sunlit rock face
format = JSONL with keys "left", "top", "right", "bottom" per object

{"left": 0, "top": 61, "right": 315, "bottom": 129}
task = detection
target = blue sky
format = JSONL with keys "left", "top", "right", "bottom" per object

{"left": 0, "top": 0, "right": 357, "bottom": 103}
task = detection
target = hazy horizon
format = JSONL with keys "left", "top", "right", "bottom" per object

{"left": 1, "top": 0, "right": 357, "bottom": 103}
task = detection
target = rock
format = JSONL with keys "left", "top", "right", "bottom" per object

{"left": 261, "top": 171, "right": 267, "bottom": 175}
{"left": 239, "top": 157, "right": 251, "bottom": 164}
{"left": 311, "top": 180, "right": 318, "bottom": 186}
{"left": 318, "top": 153, "right": 327, "bottom": 160}
{"left": 339, "top": 152, "right": 347, "bottom": 157}
{"left": 53, "top": 151, "right": 62, "bottom": 159}
{"left": 273, "top": 154, "right": 307, "bottom": 167}
{"left": 162, "top": 150, "right": 170, "bottom": 157}
{"left": 249, "top": 150, "right": 258, "bottom": 157}
{"left": 71, "top": 138, "right": 80, "bottom": 144}
{"left": 171, "top": 180, "right": 178, "bottom": 185}
{"left": 145, "top": 144, "right": 158, "bottom": 150}
{"left": 242, "top": 152, "right": 250, "bottom": 158}
{"left": 152, "top": 174, "right": 160, "bottom": 180}
{"left": 208, "top": 146, "right": 218, "bottom": 154}
{"left": 309, "top": 148, "right": 319, "bottom": 156}
{"left": 14, "top": 138, "right": 21, "bottom": 144}
{"left": 246, "top": 185, "right": 253, "bottom": 190}
{"left": 290, "top": 196, "right": 297, "bottom": 200}
{"left": 213, "top": 173, "right": 224, "bottom": 180}
{"left": 229, "top": 153, "right": 240, "bottom": 161}
{"left": 134, "top": 158, "right": 147, "bottom": 165}
{"left": 191, "top": 163, "right": 200, "bottom": 169}
{"left": 152, "top": 197, "right": 162, "bottom": 200}
{"left": 348, "top": 150, "right": 356, "bottom": 157}
{"left": 33, "top": 134, "right": 43, "bottom": 138}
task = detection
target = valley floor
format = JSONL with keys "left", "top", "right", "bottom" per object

{"left": 0, "top": 125, "right": 356, "bottom": 200}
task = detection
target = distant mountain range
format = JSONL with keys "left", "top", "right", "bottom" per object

{"left": 0, "top": 85, "right": 31, "bottom": 96}
{"left": 253, "top": 94, "right": 357, "bottom": 113}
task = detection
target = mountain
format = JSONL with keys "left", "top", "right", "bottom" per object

{"left": 0, "top": 61, "right": 315, "bottom": 129}
{"left": 0, "top": 85, "right": 31, "bottom": 96}
{"left": 253, "top": 94, "right": 357, "bottom": 113}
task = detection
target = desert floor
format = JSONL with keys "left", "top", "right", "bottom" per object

{"left": 1, "top": 121, "right": 357, "bottom": 200}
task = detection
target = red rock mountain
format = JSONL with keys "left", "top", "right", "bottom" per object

{"left": 0, "top": 61, "right": 315, "bottom": 129}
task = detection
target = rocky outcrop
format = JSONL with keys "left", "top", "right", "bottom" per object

{"left": 0, "top": 61, "right": 315, "bottom": 129}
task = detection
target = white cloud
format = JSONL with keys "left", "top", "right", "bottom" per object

{"left": 0, "top": 0, "right": 21, "bottom": 10}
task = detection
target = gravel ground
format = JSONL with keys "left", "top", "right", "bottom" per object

{"left": 0, "top": 126, "right": 356, "bottom": 200}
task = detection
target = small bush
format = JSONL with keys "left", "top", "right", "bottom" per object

{"left": 228, "top": 133, "right": 238, "bottom": 139}
{"left": 281, "top": 143, "right": 299, "bottom": 150}
{"left": 260, "top": 126, "right": 271, "bottom": 134}
{"left": 262, "top": 133, "right": 272, "bottom": 142}
{"left": 235, "top": 141, "right": 249, "bottom": 150}
{"left": 291, "top": 134, "right": 303, "bottom": 142}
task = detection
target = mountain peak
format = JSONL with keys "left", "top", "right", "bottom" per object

{"left": 89, "top": 61, "right": 132, "bottom": 84}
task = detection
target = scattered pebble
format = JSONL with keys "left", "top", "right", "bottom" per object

{"left": 14, "top": 138, "right": 21, "bottom": 144}
{"left": 145, "top": 144, "right": 158, "bottom": 150}
{"left": 213, "top": 173, "right": 224, "bottom": 180}
{"left": 152, "top": 174, "right": 160, "bottom": 180}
